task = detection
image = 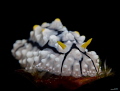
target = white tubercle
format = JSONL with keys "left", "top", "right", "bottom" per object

{"left": 95, "top": 63, "right": 99, "bottom": 68}
{"left": 39, "top": 35, "right": 49, "bottom": 47}
{"left": 74, "top": 50, "right": 82, "bottom": 60}
{"left": 43, "top": 36, "right": 48, "bottom": 43}
{"left": 55, "top": 58, "right": 59, "bottom": 62}
{"left": 49, "top": 18, "right": 63, "bottom": 29}
{"left": 53, "top": 54, "right": 64, "bottom": 75}
{"left": 38, "top": 50, "right": 41, "bottom": 53}
{"left": 41, "top": 22, "right": 50, "bottom": 28}
{"left": 91, "top": 66, "right": 95, "bottom": 70}
{"left": 33, "top": 51, "right": 39, "bottom": 56}
{"left": 64, "top": 35, "right": 69, "bottom": 41}
{"left": 56, "top": 64, "right": 60, "bottom": 68}
{"left": 16, "top": 51, "right": 22, "bottom": 59}
{"left": 87, "top": 51, "right": 92, "bottom": 55}
{"left": 36, "top": 34, "right": 41, "bottom": 42}
{"left": 46, "top": 63, "right": 50, "bottom": 67}
{"left": 30, "top": 31, "right": 34, "bottom": 39}
{"left": 50, "top": 35, "right": 59, "bottom": 42}
{"left": 45, "top": 55, "right": 55, "bottom": 72}
{"left": 78, "top": 36, "right": 85, "bottom": 43}
{"left": 85, "top": 49, "right": 88, "bottom": 52}
{"left": 22, "top": 39, "right": 27, "bottom": 44}
{"left": 26, "top": 43, "right": 32, "bottom": 50}
{"left": 62, "top": 32, "right": 69, "bottom": 41}
{"left": 26, "top": 51, "right": 33, "bottom": 58}
{"left": 40, "top": 58, "right": 48, "bottom": 70}
{"left": 22, "top": 49, "right": 27, "bottom": 57}
{"left": 23, "top": 59, "right": 27, "bottom": 65}
{"left": 83, "top": 71, "right": 87, "bottom": 76}
{"left": 63, "top": 65, "right": 67, "bottom": 68}
{"left": 68, "top": 57, "right": 74, "bottom": 63}
{"left": 49, "top": 35, "right": 59, "bottom": 47}
{"left": 91, "top": 51, "right": 96, "bottom": 55}
{"left": 83, "top": 64, "right": 88, "bottom": 69}
{"left": 41, "top": 59, "right": 46, "bottom": 63}
{"left": 96, "top": 59, "right": 99, "bottom": 63}
{"left": 19, "top": 59, "right": 22, "bottom": 64}
{"left": 40, "top": 51, "right": 48, "bottom": 59}
{"left": 57, "top": 45, "right": 64, "bottom": 52}
{"left": 27, "top": 57, "right": 34, "bottom": 66}
{"left": 72, "top": 31, "right": 79, "bottom": 38}
{"left": 66, "top": 40, "right": 72, "bottom": 45}
{"left": 55, "top": 43, "right": 58, "bottom": 48}
{"left": 35, "top": 29, "right": 41, "bottom": 36}
{"left": 84, "top": 57, "right": 93, "bottom": 68}
{"left": 86, "top": 59, "right": 92, "bottom": 64}
{"left": 59, "top": 26, "right": 68, "bottom": 31}
{"left": 50, "top": 54, "right": 55, "bottom": 59}
{"left": 67, "top": 33, "right": 74, "bottom": 40}
{"left": 72, "top": 61, "right": 81, "bottom": 77}
{"left": 61, "top": 64, "right": 68, "bottom": 76}
{"left": 93, "top": 55, "right": 99, "bottom": 59}
{"left": 16, "top": 40, "right": 22, "bottom": 44}
{"left": 61, "top": 55, "right": 74, "bottom": 76}
{"left": 81, "top": 61, "right": 89, "bottom": 76}
{"left": 34, "top": 56, "right": 39, "bottom": 64}
{"left": 13, "top": 43, "right": 19, "bottom": 48}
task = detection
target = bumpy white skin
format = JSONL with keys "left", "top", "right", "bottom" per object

{"left": 11, "top": 19, "right": 101, "bottom": 78}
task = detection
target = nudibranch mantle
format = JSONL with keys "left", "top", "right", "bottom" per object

{"left": 11, "top": 18, "right": 101, "bottom": 78}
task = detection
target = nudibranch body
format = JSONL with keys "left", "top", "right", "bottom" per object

{"left": 11, "top": 18, "right": 101, "bottom": 78}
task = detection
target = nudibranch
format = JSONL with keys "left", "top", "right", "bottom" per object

{"left": 11, "top": 18, "right": 101, "bottom": 78}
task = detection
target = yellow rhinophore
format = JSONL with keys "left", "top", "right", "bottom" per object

{"left": 33, "top": 25, "right": 39, "bottom": 30}
{"left": 74, "top": 31, "right": 80, "bottom": 35}
{"left": 57, "top": 41, "right": 66, "bottom": 49}
{"left": 55, "top": 18, "right": 61, "bottom": 21}
{"left": 81, "top": 38, "right": 92, "bottom": 48}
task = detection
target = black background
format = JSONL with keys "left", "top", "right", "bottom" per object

{"left": 2, "top": 3, "right": 120, "bottom": 91}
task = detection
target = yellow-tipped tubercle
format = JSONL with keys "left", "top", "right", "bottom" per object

{"left": 74, "top": 31, "right": 80, "bottom": 35}
{"left": 33, "top": 25, "right": 39, "bottom": 30}
{"left": 55, "top": 18, "right": 61, "bottom": 21}
{"left": 42, "top": 22, "right": 47, "bottom": 25}
{"left": 57, "top": 41, "right": 66, "bottom": 49}
{"left": 42, "top": 28, "right": 45, "bottom": 32}
{"left": 81, "top": 38, "right": 92, "bottom": 48}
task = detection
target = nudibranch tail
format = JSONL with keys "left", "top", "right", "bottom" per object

{"left": 11, "top": 18, "right": 102, "bottom": 78}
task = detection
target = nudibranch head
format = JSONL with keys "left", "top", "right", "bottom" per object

{"left": 11, "top": 18, "right": 102, "bottom": 78}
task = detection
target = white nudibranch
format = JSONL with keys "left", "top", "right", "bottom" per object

{"left": 11, "top": 18, "right": 102, "bottom": 78}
